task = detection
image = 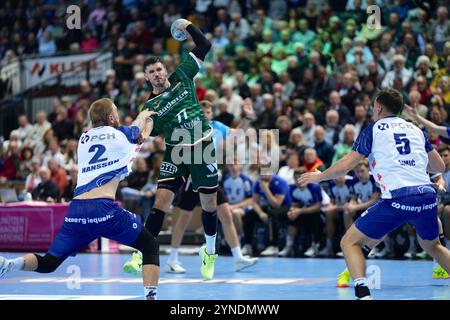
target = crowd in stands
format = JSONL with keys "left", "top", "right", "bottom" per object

{"left": 0, "top": 0, "right": 450, "bottom": 259}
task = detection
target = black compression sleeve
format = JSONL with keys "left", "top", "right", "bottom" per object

{"left": 186, "top": 24, "right": 211, "bottom": 61}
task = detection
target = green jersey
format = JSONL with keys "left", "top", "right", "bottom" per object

{"left": 142, "top": 53, "right": 212, "bottom": 146}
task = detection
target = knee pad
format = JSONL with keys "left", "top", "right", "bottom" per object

{"left": 34, "top": 254, "right": 64, "bottom": 273}
{"left": 131, "top": 228, "right": 160, "bottom": 266}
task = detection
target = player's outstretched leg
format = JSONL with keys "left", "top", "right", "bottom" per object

{"left": 0, "top": 253, "right": 64, "bottom": 278}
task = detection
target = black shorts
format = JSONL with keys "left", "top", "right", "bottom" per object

{"left": 177, "top": 181, "right": 228, "bottom": 211}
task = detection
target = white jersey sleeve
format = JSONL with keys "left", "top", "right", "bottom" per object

{"left": 352, "top": 116, "right": 434, "bottom": 199}
{"left": 74, "top": 125, "right": 142, "bottom": 197}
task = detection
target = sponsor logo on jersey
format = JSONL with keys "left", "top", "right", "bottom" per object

{"left": 378, "top": 123, "right": 389, "bottom": 130}
{"left": 160, "top": 162, "right": 178, "bottom": 174}
{"left": 398, "top": 159, "right": 416, "bottom": 167}
{"left": 81, "top": 159, "right": 120, "bottom": 173}
{"left": 80, "top": 133, "right": 116, "bottom": 144}
{"left": 156, "top": 90, "right": 189, "bottom": 117}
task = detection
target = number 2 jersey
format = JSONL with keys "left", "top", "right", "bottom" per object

{"left": 74, "top": 126, "right": 141, "bottom": 197}
{"left": 142, "top": 52, "right": 212, "bottom": 146}
{"left": 352, "top": 116, "right": 433, "bottom": 199}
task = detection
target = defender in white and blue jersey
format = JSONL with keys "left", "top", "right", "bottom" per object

{"left": 299, "top": 89, "right": 450, "bottom": 300}
{"left": 0, "top": 99, "right": 161, "bottom": 300}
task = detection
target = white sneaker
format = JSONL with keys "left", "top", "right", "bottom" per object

{"left": 336, "top": 251, "right": 344, "bottom": 257}
{"left": 260, "top": 246, "right": 279, "bottom": 256}
{"left": 304, "top": 243, "right": 319, "bottom": 257}
{"left": 375, "top": 247, "right": 389, "bottom": 258}
{"left": 403, "top": 250, "right": 416, "bottom": 259}
{"left": 234, "top": 256, "right": 259, "bottom": 271}
{"left": 367, "top": 248, "right": 378, "bottom": 259}
{"left": 318, "top": 247, "right": 332, "bottom": 257}
{"left": 278, "top": 246, "right": 294, "bottom": 257}
{"left": 0, "top": 256, "right": 13, "bottom": 278}
{"left": 356, "top": 295, "right": 373, "bottom": 300}
{"left": 241, "top": 244, "right": 253, "bottom": 256}
{"left": 166, "top": 260, "right": 187, "bottom": 274}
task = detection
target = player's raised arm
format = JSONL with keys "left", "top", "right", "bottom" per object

{"left": 404, "top": 103, "right": 449, "bottom": 138}
{"left": 177, "top": 20, "right": 211, "bottom": 62}
{"left": 132, "top": 109, "right": 156, "bottom": 144}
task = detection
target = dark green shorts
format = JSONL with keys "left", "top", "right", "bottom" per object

{"left": 158, "top": 137, "right": 218, "bottom": 192}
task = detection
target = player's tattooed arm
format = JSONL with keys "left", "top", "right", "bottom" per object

{"left": 133, "top": 110, "right": 156, "bottom": 144}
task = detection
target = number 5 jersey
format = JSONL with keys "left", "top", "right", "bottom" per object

{"left": 352, "top": 116, "right": 434, "bottom": 199}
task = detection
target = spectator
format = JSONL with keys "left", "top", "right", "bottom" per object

{"left": 26, "top": 111, "right": 51, "bottom": 149}
{"left": 381, "top": 54, "right": 413, "bottom": 89}
{"left": 314, "top": 126, "right": 335, "bottom": 169}
{"left": 48, "top": 159, "right": 68, "bottom": 196}
{"left": 303, "top": 147, "right": 325, "bottom": 173}
{"left": 332, "top": 124, "right": 356, "bottom": 164}
{"left": 327, "top": 91, "right": 352, "bottom": 126}
{"left": 31, "top": 166, "right": 60, "bottom": 203}
{"left": 42, "top": 138, "right": 65, "bottom": 167}
{"left": 16, "top": 115, "right": 33, "bottom": 144}
{"left": 23, "top": 160, "right": 42, "bottom": 194}
{"left": 0, "top": 140, "right": 21, "bottom": 181}
{"left": 277, "top": 151, "right": 299, "bottom": 185}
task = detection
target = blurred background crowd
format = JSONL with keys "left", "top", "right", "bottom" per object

{"left": 0, "top": 0, "right": 450, "bottom": 259}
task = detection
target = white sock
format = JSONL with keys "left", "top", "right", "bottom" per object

{"left": 408, "top": 236, "right": 417, "bottom": 252}
{"left": 354, "top": 277, "right": 368, "bottom": 287}
{"left": 286, "top": 235, "right": 294, "bottom": 248}
{"left": 11, "top": 257, "right": 24, "bottom": 271}
{"left": 205, "top": 234, "right": 217, "bottom": 255}
{"left": 326, "top": 239, "right": 333, "bottom": 251}
{"left": 169, "top": 248, "right": 179, "bottom": 262}
{"left": 231, "top": 246, "right": 243, "bottom": 261}
{"left": 144, "top": 286, "right": 157, "bottom": 300}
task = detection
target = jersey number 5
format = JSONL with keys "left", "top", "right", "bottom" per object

{"left": 394, "top": 133, "right": 411, "bottom": 155}
{"left": 88, "top": 144, "right": 108, "bottom": 164}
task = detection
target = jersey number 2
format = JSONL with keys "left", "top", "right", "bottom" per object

{"left": 88, "top": 144, "right": 108, "bottom": 164}
{"left": 394, "top": 133, "right": 411, "bottom": 155}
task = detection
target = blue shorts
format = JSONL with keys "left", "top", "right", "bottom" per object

{"left": 49, "top": 198, "right": 142, "bottom": 258}
{"left": 355, "top": 192, "right": 439, "bottom": 241}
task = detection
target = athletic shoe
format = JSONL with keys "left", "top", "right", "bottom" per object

{"left": 278, "top": 246, "right": 294, "bottom": 257}
{"left": 123, "top": 252, "right": 142, "bottom": 275}
{"left": 356, "top": 295, "right": 373, "bottom": 300}
{"left": 260, "top": 246, "right": 279, "bottom": 256}
{"left": 241, "top": 244, "right": 253, "bottom": 256}
{"left": 336, "top": 251, "right": 345, "bottom": 258}
{"left": 317, "top": 247, "right": 333, "bottom": 257}
{"left": 199, "top": 245, "right": 217, "bottom": 280}
{"left": 0, "top": 256, "right": 13, "bottom": 278}
{"left": 166, "top": 260, "right": 187, "bottom": 274}
{"left": 374, "top": 247, "right": 389, "bottom": 258}
{"left": 403, "top": 250, "right": 416, "bottom": 259}
{"left": 433, "top": 264, "right": 450, "bottom": 279}
{"left": 416, "top": 251, "right": 429, "bottom": 259}
{"left": 234, "top": 256, "right": 259, "bottom": 272}
{"left": 304, "top": 243, "right": 319, "bottom": 257}
{"left": 337, "top": 269, "right": 351, "bottom": 288}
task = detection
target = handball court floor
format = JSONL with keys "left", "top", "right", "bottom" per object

{"left": 1, "top": 251, "right": 450, "bottom": 300}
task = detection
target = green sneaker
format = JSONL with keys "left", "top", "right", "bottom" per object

{"left": 199, "top": 245, "right": 217, "bottom": 280}
{"left": 433, "top": 264, "right": 450, "bottom": 279}
{"left": 123, "top": 252, "right": 142, "bottom": 275}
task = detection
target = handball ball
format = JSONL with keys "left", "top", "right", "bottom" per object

{"left": 171, "top": 18, "right": 189, "bottom": 41}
